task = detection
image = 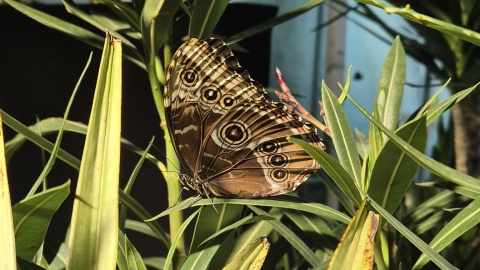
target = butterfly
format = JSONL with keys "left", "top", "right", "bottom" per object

{"left": 164, "top": 38, "right": 324, "bottom": 199}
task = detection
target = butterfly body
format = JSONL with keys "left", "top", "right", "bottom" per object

{"left": 164, "top": 38, "right": 324, "bottom": 198}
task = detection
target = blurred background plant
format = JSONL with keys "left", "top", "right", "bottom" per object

{"left": 1, "top": 0, "right": 479, "bottom": 269}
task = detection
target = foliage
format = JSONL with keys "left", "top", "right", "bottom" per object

{"left": 353, "top": 0, "right": 480, "bottom": 176}
{"left": 1, "top": 0, "right": 479, "bottom": 269}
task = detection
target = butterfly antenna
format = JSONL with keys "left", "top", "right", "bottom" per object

{"left": 202, "top": 185, "right": 219, "bottom": 214}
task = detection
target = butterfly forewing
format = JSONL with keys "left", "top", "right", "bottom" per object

{"left": 164, "top": 38, "right": 325, "bottom": 198}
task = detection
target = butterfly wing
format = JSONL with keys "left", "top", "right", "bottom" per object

{"left": 164, "top": 38, "right": 324, "bottom": 198}
{"left": 165, "top": 38, "right": 267, "bottom": 177}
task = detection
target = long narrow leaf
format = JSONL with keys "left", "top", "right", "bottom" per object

{"left": 68, "top": 33, "right": 122, "bottom": 269}
{"left": 414, "top": 196, "right": 480, "bottom": 268}
{"left": 155, "top": 195, "right": 350, "bottom": 224}
{"left": 322, "top": 82, "right": 363, "bottom": 189}
{"left": 290, "top": 137, "right": 362, "bottom": 207}
{"left": 375, "top": 36, "right": 406, "bottom": 135}
{"left": 163, "top": 209, "right": 200, "bottom": 270}
{"left": 248, "top": 206, "right": 321, "bottom": 268}
{"left": 190, "top": 0, "right": 229, "bottom": 39}
{"left": 368, "top": 198, "right": 457, "bottom": 269}
{"left": 4, "top": 0, "right": 103, "bottom": 48}
{"left": 348, "top": 94, "right": 480, "bottom": 195}
{"left": 0, "top": 112, "right": 16, "bottom": 270}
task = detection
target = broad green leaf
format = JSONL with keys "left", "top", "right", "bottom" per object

{"left": 190, "top": 0, "right": 229, "bottom": 39}
{"left": 183, "top": 230, "right": 236, "bottom": 270}
{"left": 68, "top": 33, "right": 122, "bottom": 269}
{"left": 348, "top": 94, "right": 480, "bottom": 195}
{"left": 0, "top": 112, "right": 16, "bottom": 270}
{"left": 248, "top": 206, "right": 321, "bottom": 268}
{"left": 328, "top": 199, "right": 378, "bottom": 270}
{"left": 223, "top": 237, "right": 270, "bottom": 270}
{"left": 414, "top": 196, "right": 480, "bottom": 269}
{"left": 13, "top": 181, "right": 70, "bottom": 261}
{"left": 368, "top": 116, "right": 427, "bottom": 215}
{"left": 368, "top": 197, "right": 457, "bottom": 269}
{"left": 322, "top": 82, "right": 363, "bottom": 192}
{"left": 141, "top": 0, "right": 182, "bottom": 55}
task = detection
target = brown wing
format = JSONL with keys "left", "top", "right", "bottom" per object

{"left": 164, "top": 38, "right": 324, "bottom": 198}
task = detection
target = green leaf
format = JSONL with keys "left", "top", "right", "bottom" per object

{"left": 1, "top": 112, "right": 81, "bottom": 170}
{"left": 367, "top": 197, "right": 457, "bottom": 269}
{"left": 226, "top": 208, "right": 279, "bottom": 264}
{"left": 358, "top": 1, "right": 480, "bottom": 47}
{"left": 282, "top": 209, "right": 338, "bottom": 253}
{"left": 95, "top": 0, "right": 141, "bottom": 32}
{"left": 0, "top": 112, "right": 16, "bottom": 270}
{"left": 164, "top": 209, "right": 200, "bottom": 270}
{"left": 154, "top": 195, "right": 350, "bottom": 224}
{"left": 183, "top": 204, "right": 244, "bottom": 270}
{"left": 198, "top": 214, "right": 274, "bottom": 248}
{"left": 414, "top": 196, "right": 480, "bottom": 269}
{"left": 68, "top": 33, "right": 122, "bottom": 269}
{"left": 62, "top": 0, "right": 139, "bottom": 53}
{"left": 368, "top": 116, "right": 427, "bottom": 215}
{"left": 4, "top": 0, "right": 104, "bottom": 48}
{"left": 13, "top": 181, "right": 70, "bottom": 261}
{"left": 141, "top": 0, "right": 182, "bottom": 55}
{"left": 28, "top": 54, "right": 92, "bottom": 198}
{"left": 248, "top": 206, "right": 321, "bottom": 268}
{"left": 348, "top": 93, "right": 480, "bottom": 196}
{"left": 190, "top": 0, "right": 229, "bottom": 39}
{"left": 328, "top": 199, "right": 377, "bottom": 270}
{"left": 322, "top": 82, "right": 363, "bottom": 191}
{"left": 375, "top": 36, "right": 406, "bottom": 135}
{"left": 369, "top": 37, "right": 406, "bottom": 166}
{"left": 408, "top": 190, "right": 455, "bottom": 229}
{"left": 125, "top": 234, "right": 147, "bottom": 270}
{"left": 422, "top": 82, "right": 479, "bottom": 126}
{"left": 223, "top": 237, "right": 270, "bottom": 270}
